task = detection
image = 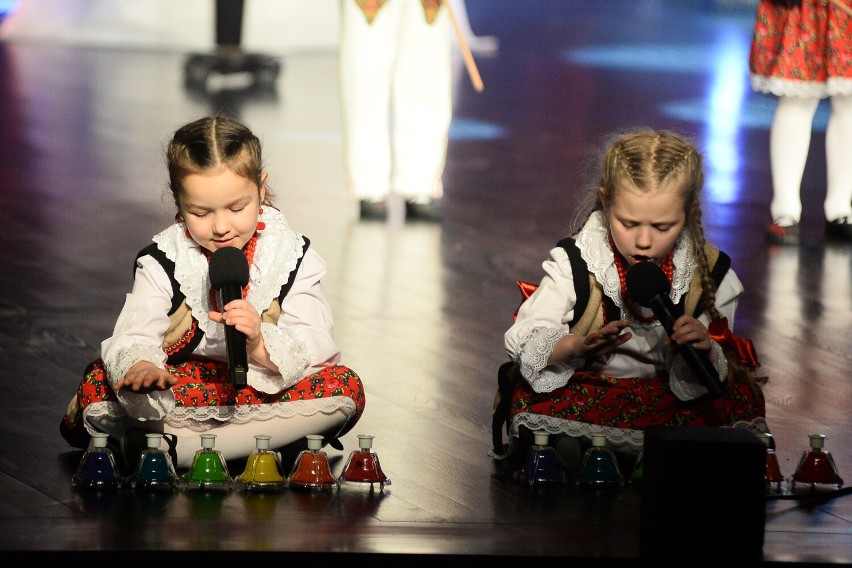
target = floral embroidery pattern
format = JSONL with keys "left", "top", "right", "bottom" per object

{"left": 510, "top": 370, "right": 765, "bottom": 431}
{"left": 750, "top": 1, "right": 852, "bottom": 92}
{"left": 65, "top": 359, "right": 366, "bottom": 446}
{"left": 355, "top": 0, "right": 443, "bottom": 25}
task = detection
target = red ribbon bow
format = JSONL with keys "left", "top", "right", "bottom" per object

{"left": 513, "top": 280, "right": 539, "bottom": 321}
{"left": 708, "top": 317, "right": 760, "bottom": 369}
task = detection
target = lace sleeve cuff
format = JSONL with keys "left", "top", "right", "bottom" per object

{"left": 668, "top": 340, "right": 729, "bottom": 400}
{"left": 518, "top": 327, "right": 577, "bottom": 393}
{"left": 709, "top": 339, "right": 728, "bottom": 383}
{"left": 255, "top": 322, "right": 311, "bottom": 392}
{"left": 104, "top": 345, "right": 174, "bottom": 420}
{"left": 104, "top": 344, "right": 165, "bottom": 386}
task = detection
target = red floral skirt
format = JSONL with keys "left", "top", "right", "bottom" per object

{"left": 749, "top": 0, "right": 852, "bottom": 92}
{"left": 61, "top": 359, "right": 365, "bottom": 449}
{"left": 509, "top": 370, "right": 766, "bottom": 440}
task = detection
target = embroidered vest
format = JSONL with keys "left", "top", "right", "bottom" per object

{"left": 556, "top": 236, "right": 729, "bottom": 336}
{"left": 134, "top": 238, "right": 311, "bottom": 365}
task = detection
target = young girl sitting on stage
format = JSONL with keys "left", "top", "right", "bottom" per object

{"left": 61, "top": 114, "right": 365, "bottom": 471}
{"left": 494, "top": 128, "right": 768, "bottom": 473}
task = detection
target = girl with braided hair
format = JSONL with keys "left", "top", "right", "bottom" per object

{"left": 495, "top": 129, "right": 768, "bottom": 474}
{"left": 60, "top": 115, "right": 366, "bottom": 472}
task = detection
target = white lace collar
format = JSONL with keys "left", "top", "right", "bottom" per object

{"left": 574, "top": 211, "right": 696, "bottom": 318}
{"left": 151, "top": 207, "right": 306, "bottom": 340}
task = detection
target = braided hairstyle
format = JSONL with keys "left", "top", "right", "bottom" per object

{"left": 165, "top": 113, "right": 274, "bottom": 213}
{"left": 589, "top": 128, "right": 763, "bottom": 391}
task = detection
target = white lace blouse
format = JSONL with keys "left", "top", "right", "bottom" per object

{"left": 100, "top": 207, "right": 340, "bottom": 421}
{"left": 504, "top": 211, "right": 741, "bottom": 401}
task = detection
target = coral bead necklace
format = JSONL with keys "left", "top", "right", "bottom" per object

{"left": 611, "top": 239, "right": 674, "bottom": 323}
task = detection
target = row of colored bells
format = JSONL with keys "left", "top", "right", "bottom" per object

{"left": 516, "top": 432, "right": 628, "bottom": 488}
{"left": 762, "top": 433, "right": 844, "bottom": 492}
{"left": 516, "top": 431, "right": 845, "bottom": 492}
{"left": 72, "top": 433, "right": 390, "bottom": 493}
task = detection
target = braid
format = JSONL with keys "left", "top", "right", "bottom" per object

{"left": 685, "top": 178, "right": 766, "bottom": 392}
{"left": 690, "top": 210, "right": 765, "bottom": 393}
{"left": 598, "top": 130, "right": 704, "bottom": 211}
{"left": 688, "top": 205, "right": 721, "bottom": 321}
{"left": 166, "top": 114, "right": 270, "bottom": 212}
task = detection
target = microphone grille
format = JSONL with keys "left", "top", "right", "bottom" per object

{"left": 209, "top": 247, "right": 250, "bottom": 290}
{"left": 625, "top": 261, "right": 670, "bottom": 307}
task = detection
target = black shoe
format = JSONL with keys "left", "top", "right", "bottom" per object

{"left": 826, "top": 216, "right": 852, "bottom": 241}
{"left": 359, "top": 199, "right": 388, "bottom": 221}
{"left": 767, "top": 217, "right": 800, "bottom": 245}
{"left": 118, "top": 429, "right": 148, "bottom": 473}
{"left": 405, "top": 199, "right": 442, "bottom": 221}
{"left": 552, "top": 434, "right": 582, "bottom": 473}
{"left": 501, "top": 425, "right": 534, "bottom": 470}
{"left": 161, "top": 433, "right": 178, "bottom": 468}
{"left": 278, "top": 438, "right": 308, "bottom": 474}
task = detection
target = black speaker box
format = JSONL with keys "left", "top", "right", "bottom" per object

{"left": 640, "top": 426, "right": 766, "bottom": 561}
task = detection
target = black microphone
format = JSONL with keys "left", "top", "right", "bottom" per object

{"left": 209, "top": 247, "right": 250, "bottom": 388}
{"left": 625, "top": 261, "right": 723, "bottom": 396}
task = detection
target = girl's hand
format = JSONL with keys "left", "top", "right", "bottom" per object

{"left": 666, "top": 315, "right": 710, "bottom": 351}
{"left": 113, "top": 361, "right": 177, "bottom": 393}
{"left": 549, "top": 320, "right": 631, "bottom": 365}
{"left": 577, "top": 319, "right": 632, "bottom": 359}
{"left": 208, "top": 299, "right": 262, "bottom": 352}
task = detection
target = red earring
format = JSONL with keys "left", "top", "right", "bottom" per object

{"left": 257, "top": 208, "right": 265, "bottom": 231}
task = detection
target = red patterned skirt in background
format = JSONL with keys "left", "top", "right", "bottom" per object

{"left": 749, "top": 0, "right": 852, "bottom": 97}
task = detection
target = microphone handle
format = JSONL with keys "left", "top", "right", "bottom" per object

{"left": 220, "top": 284, "right": 248, "bottom": 388}
{"left": 649, "top": 295, "right": 724, "bottom": 396}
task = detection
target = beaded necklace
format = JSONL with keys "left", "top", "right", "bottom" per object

{"left": 610, "top": 237, "right": 674, "bottom": 323}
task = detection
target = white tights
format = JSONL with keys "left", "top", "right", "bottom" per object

{"left": 770, "top": 94, "right": 852, "bottom": 223}
{"left": 168, "top": 411, "right": 349, "bottom": 469}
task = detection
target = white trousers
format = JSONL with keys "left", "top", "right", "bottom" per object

{"left": 339, "top": 0, "right": 453, "bottom": 204}
{"left": 168, "top": 411, "right": 349, "bottom": 469}
{"left": 770, "top": 94, "right": 852, "bottom": 223}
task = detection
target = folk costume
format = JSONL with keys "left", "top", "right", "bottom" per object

{"left": 749, "top": 0, "right": 852, "bottom": 241}
{"left": 61, "top": 207, "right": 365, "bottom": 468}
{"left": 339, "top": 0, "right": 452, "bottom": 207}
{"left": 494, "top": 212, "right": 768, "bottom": 459}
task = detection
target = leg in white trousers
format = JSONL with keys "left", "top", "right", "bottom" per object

{"left": 339, "top": 0, "right": 452, "bottom": 204}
